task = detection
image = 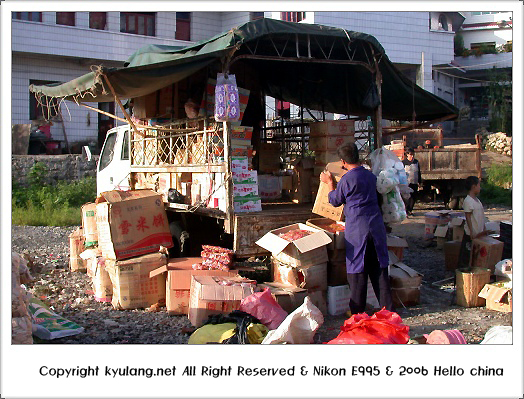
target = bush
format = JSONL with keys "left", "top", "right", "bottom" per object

{"left": 12, "top": 163, "right": 97, "bottom": 226}
{"left": 480, "top": 163, "right": 512, "bottom": 206}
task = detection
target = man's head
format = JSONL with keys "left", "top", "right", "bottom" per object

{"left": 405, "top": 147, "right": 415, "bottom": 161}
{"left": 465, "top": 175, "right": 480, "bottom": 194}
{"left": 337, "top": 142, "right": 360, "bottom": 165}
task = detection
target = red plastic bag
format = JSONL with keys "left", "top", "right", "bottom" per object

{"left": 240, "top": 288, "right": 288, "bottom": 331}
{"left": 326, "top": 308, "right": 409, "bottom": 344}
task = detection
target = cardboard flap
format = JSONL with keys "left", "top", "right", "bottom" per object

{"left": 451, "top": 217, "right": 465, "bottom": 227}
{"left": 390, "top": 262, "right": 422, "bottom": 278}
{"left": 434, "top": 225, "right": 449, "bottom": 238}
{"left": 260, "top": 282, "right": 307, "bottom": 295}
{"left": 478, "top": 284, "right": 510, "bottom": 302}
{"left": 149, "top": 265, "right": 170, "bottom": 278}
{"left": 255, "top": 233, "right": 290, "bottom": 255}
{"left": 325, "top": 161, "right": 348, "bottom": 177}
{"left": 98, "top": 189, "right": 160, "bottom": 203}
{"left": 388, "top": 250, "right": 399, "bottom": 265}
{"left": 386, "top": 235, "right": 408, "bottom": 248}
{"left": 293, "top": 230, "right": 332, "bottom": 253}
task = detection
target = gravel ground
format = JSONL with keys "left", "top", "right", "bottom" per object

{"left": 11, "top": 203, "right": 512, "bottom": 345}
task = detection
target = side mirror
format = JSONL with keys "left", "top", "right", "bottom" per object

{"left": 82, "top": 145, "right": 92, "bottom": 161}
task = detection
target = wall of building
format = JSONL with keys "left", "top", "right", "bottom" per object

{"left": 459, "top": 11, "right": 513, "bottom": 49}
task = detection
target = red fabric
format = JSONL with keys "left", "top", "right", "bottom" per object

{"left": 326, "top": 308, "right": 410, "bottom": 344}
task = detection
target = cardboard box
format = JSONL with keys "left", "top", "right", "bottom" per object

{"left": 306, "top": 218, "right": 345, "bottom": 250}
{"left": 453, "top": 225, "right": 465, "bottom": 242}
{"left": 188, "top": 275, "right": 256, "bottom": 327}
{"left": 309, "top": 120, "right": 355, "bottom": 137}
{"left": 478, "top": 281, "right": 512, "bottom": 313}
{"left": 386, "top": 235, "right": 408, "bottom": 260}
{"left": 233, "top": 194, "right": 262, "bottom": 213}
{"left": 149, "top": 257, "right": 238, "bottom": 315}
{"left": 312, "top": 162, "right": 347, "bottom": 221}
{"left": 95, "top": 190, "right": 174, "bottom": 260}
{"left": 258, "top": 175, "right": 282, "bottom": 200}
{"left": 389, "top": 262, "right": 423, "bottom": 307}
{"left": 256, "top": 223, "right": 332, "bottom": 268}
{"left": 327, "top": 284, "right": 351, "bottom": 316}
{"left": 444, "top": 240, "right": 462, "bottom": 271}
{"left": 258, "top": 143, "right": 281, "bottom": 173}
{"left": 82, "top": 203, "right": 98, "bottom": 247}
{"left": 281, "top": 175, "right": 293, "bottom": 191}
{"left": 232, "top": 170, "right": 258, "bottom": 184}
{"left": 471, "top": 236, "right": 504, "bottom": 272}
{"left": 80, "top": 248, "right": 112, "bottom": 303}
{"left": 233, "top": 183, "right": 259, "bottom": 197}
{"left": 272, "top": 260, "right": 328, "bottom": 291}
{"left": 69, "top": 227, "right": 86, "bottom": 272}
{"left": 424, "top": 211, "right": 451, "bottom": 239}
{"left": 309, "top": 135, "right": 355, "bottom": 152}
{"left": 258, "top": 282, "right": 307, "bottom": 313}
{"left": 105, "top": 252, "right": 167, "bottom": 310}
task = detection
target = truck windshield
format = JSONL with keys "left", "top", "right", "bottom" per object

{"left": 99, "top": 132, "right": 117, "bottom": 171}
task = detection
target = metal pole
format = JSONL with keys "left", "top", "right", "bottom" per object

{"left": 223, "top": 121, "right": 234, "bottom": 234}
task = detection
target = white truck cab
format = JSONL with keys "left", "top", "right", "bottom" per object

{"left": 97, "top": 125, "right": 132, "bottom": 195}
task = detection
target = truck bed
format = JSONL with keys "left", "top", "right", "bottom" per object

{"left": 233, "top": 202, "right": 316, "bottom": 257}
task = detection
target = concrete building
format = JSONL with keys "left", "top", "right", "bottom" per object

{"left": 12, "top": 11, "right": 463, "bottom": 150}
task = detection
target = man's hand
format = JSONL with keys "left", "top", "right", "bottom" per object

{"left": 320, "top": 171, "right": 335, "bottom": 192}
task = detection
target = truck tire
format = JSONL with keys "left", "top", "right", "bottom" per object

{"left": 169, "top": 222, "right": 190, "bottom": 258}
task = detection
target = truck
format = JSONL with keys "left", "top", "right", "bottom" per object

{"left": 383, "top": 127, "right": 482, "bottom": 209}
{"left": 30, "top": 18, "right": 459, "bottom": 257}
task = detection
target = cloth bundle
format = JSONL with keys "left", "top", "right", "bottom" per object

{"left": 214, "top": 73, "right": 240, "bottom": 122}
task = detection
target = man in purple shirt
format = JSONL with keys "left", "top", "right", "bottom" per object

{"left": 320, "top": 143, "right": 394, "bottom": 314}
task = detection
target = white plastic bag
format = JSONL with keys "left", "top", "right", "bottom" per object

{"left": 480, "top": 326, "right": 512, "bottom": 344}
{"left": 261, "top": 296, "right": 324, "bottom": 344}
{"left": 370, "top": 147, "right": 402, "bottom": 177}
{"left": 494, "top": 259, "right": 512, "bottom": 280}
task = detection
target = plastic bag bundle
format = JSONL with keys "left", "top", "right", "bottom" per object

{"left": 480, "top": 326, "right": 512, "bottom": 345}
{"left": 381, "top": 186, "right": 406, "bottom": 224}
{"left": 240, "top": 288, "right": 288, "bottom": 331}
{"left": 370, "top": 147, "right": 401, "bottom": 177}
{"left": 376, "top": 169, "right": 399, "bottom": 194}
{"left": 261, "top": 296, "right": 324, "bottom": 344}
{"left": 214, "top": 73, "right": 240, "bottom": 122}
{"left": 326, "top": 308, "right": 410, "bottom": 344}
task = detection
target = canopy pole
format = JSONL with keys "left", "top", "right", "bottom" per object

{"left": 371, "top": 46, "right": 383, "bottom": 149}
{"left": 102, "top": 74, "right": 143, "bottom": 138}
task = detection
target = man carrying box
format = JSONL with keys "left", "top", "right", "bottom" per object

{"left": 320, "top": 143, "right": 393, "bottom": 314}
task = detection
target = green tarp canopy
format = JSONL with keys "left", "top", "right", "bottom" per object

{"left": 30, "top": 18, "right": 457, "bottom": 121}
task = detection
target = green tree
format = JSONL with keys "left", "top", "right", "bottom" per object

{"left": 486, "top": 68, "right": 512, "bottom": 134}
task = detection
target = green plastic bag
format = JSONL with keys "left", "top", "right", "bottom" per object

{"left": 28, "top": 297, "right": 84, "bottom": 340}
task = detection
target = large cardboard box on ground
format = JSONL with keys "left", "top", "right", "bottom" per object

{"left": 389, "top": 262, "right": 423, "bottom": 307}
{"left": 478, "top": 281, "right": 512, "bottom": 313}
{"left": 424, "top": 211, "right": 451, "bottom": 240}
{"left": 312, "top": 162, "right": 347, "bottom": 221}
{"left": 82, "top": 203, "right": 99, "bottom": 247}
{"left": 471, "top": 236, "right": 504, "bottom": 272}
{"left": 149, "top": 257, "right": 238, "bottom": 315}
{"left": 444, "top": 240, "right": 462, "bottom": 271}
{"left": 256, "top": 223, "right": 331, "bottom": 268}
{"left": 105, "top": 252, "right": 167, "bottom": 310}
{"left": 272, "top": 260, "right": 328, "bottom": 291}
{"left": 95, "top": 190, "right": 174, "bottom": 260}
{"left": 188, "top": 275, "right": 256, "bottom": 327}
{"left": 258, "top": 282, "right": 308, "bottom": 314}
{"left": 258, "top": 143, "right": 281, "bottom": 173}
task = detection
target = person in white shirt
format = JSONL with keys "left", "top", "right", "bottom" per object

{"left": 458, "top": 176, "right": 487, "bottom": 268}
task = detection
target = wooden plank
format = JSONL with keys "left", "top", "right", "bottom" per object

{"left": 233, "top": 206, "right": 315, "bottom": 257}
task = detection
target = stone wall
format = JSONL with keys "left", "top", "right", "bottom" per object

{"left": 12, "top": 155, "right": 99, "bottom": 187}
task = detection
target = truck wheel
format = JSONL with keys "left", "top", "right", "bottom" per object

{"left": 169, "top": 222, "right": 190, "bottom": 258}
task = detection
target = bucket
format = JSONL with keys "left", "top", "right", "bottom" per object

{"left": 425, "top": 329, "right": 467, "bottom": 344}
{"left": 455, "top": 267, "right": 491, "bottom": 307}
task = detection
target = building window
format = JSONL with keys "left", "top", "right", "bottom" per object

{"left": 121, "top": 12, "right": 156, "bottom": 36}
{"left": 438, "top": 14, "right": 448, "bottom": 31}
{"left": 471, "top": 12, "right": 503, "bottom": 16}
{"left": 13, "top": 12, "right": 42, "bottom": 22}
{"left": 470, "top": 42, "right": 496, "bottom": 51}
{"left": 281, "top": 12, "right": 305, "bottom": 22}
{"left": 56, "top": 12, "right": 75, "bottom": 26}
{"left": 90, "top": 12, "right": 107, "bottom": 30}
{"left": 250, "top": 12, "right": 265, "bottom": 21}
{"left": 175, "top": 12, "right": 191, "bottom": 40}
{"left": 30, "top": 80, "right": 60, "bottom": 120}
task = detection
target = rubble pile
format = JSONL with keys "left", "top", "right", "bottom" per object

{"left": 482, "top": 132, "right": 512, "bottom": 157}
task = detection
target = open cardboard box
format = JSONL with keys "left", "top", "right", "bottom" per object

{"left": 389, "top": 262, "right": 423, "bottom": 307}
{"left": 306, "top": 218, "right": 345, "bottom": 250}
{"left": 256, "top": 223, "right": 332, "bottom": 268}
{"left": 95, "top": 189, "right": 173, "bottom": 260}
{"left": 478, "top": 281, "right": 512, "bottom": 313}
{"left": 188, "top": 275, "right": 256, "bottom": 327}
{"left": 258, "top": 282, "right": 308, "bottom": 314}
{"left": 471, "top": 236, "right": 504, "bottom": 272}
{"left": 149, "top": 257, "right": 238, "bottom": 315}
{"left": 272, "top": 259, "right": 328, "bottom": 291}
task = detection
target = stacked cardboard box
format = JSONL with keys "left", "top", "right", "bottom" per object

{"left": 256, "top": 223, "right": 332, "bottom": 314}
{"left": 309, "top": 120, "right": 355, "bottom": 173}
{"left": 232, "top": 156, "right": 261, "bottom": 212}
{"left": 424, "top": 211, "right": 452, "bottom": 240}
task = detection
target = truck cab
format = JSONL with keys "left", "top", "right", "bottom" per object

{"left": 97, "top": 125, "right": 131, "bottom": 195}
